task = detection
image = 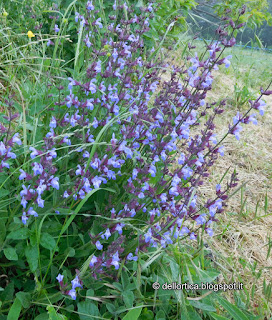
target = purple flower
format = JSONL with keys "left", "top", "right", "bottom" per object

{"left": 63, "top": 190, "right": 69, "bottom": 198}
{"left": 88, "top": 81, "right": 97, "bottom": 94}
{"left": 0, "top": 142, "right": 7, "bottom": 156}
{"left": 160, "top": 193, "right": 167, "bottom": 203}
{"left": 1, "top": 161, "right": 9, "bottom": 168}
{"left": 161, "top": 150, "right": 167, "bottom": 161}
{"left": 32, "top": 163, "right": 43, "bottom": 176}
{"left": 206, "top": 228, "right": 214, "bottom": 236}
{"left": 256, "top": 100, "right": 266, "bottom": 116}
{"left": 247, "top": 114, "right": 258, "bottom": 125}
{"left": 76, "top": 165, "right": 82, "bottom": 176}
{"left": 182, "top": 165, "right": 193, "bottom": 179}
{"left": 94, "top": 60, "right": 102, "bottom": 73}
{"left": 190, "top": 232, "right": 197, "bottom": 240}
{"left": 101, "top": 228, "right": 111, "bottom": 240}
{"left": 87, "top": 1, "right": 94, "bottom": 10}
{"left": 49, "top": 116, "right": 57, "bottom": 128}
{"left": 232, "top": 123, "right": 243, "bottom": 140}
{"left": 29, "top": 147, "right": 39, "bottom": 159}
{"left": 89, "top": 255, "right": 98, "bottom": 267}
{"left": 178, "top": 153, "right": 185, "bottom": 165}
{"left": 22, "top": 212, "right": 28, "bottom": 225}
{"left": 172, "top": 174, "right": 181, "bottom": 187}
{"left": 12, "top": 133, "right": 22, "bottom": 145}
{"left": 28, "top": 207, "right": 38, "bottom": 217}
{"left": 75, "top": 12, "right": 80, "bottom": 23}
{"left": 111, "top": 251, "right": 120, "bottom": 270}
{"left": 123, "top": 2, "right": 128, "bottom": 10}
{"left": 144, "top": 228, "right": 152, "bottom": 243}
{"left": 180, "top": 226, "right": 190, "bottom": 236}
{"left": 63, "top": 136, "right": 71, "bottom": 146}
{"left": 195, "top": 214, "right": 206, "bottom": 225}
{"left": 147, "top": 4, "right": 153, "bottom": 12}
{"left": 54, "top": 24, "right": 60, "bottom": 33}
{"left": 6, "top": 149, "right": 16, "bottom": 159}
{"left": 71, "top": 275, "right": 82, "bottom": 289}
{"left": 112, "top": 48, "right": 118, "bottom": 61}
{"left": 47, "top": 40, "right": 54, "bottom": 46}
{"left": 50, "top": 176, "right": 59, "bottom": 190}
{"left": 37, "top": 182, "right": 46, "bottom": 195}
{"left": 56, "top": 274, "right": 64, "bottom": 283}
{"left": 84, "top": 35, "right": 92, "bottom": 48}
{"left": 218, "top": 146, "right": 224, "bottom": 156}
{"left": 127, "top": 253, "right": 138, "bottom": 261}
{"left": 115, "top": 223, "right": 125, "bottom": 234}
{"left": 138, "top": 192, "right": 144, "bottom": 199}
{"left": 148, "top": 165, "right": 156, "bottom": 177}
{"left": 223, "top": 55, "right": 232, "bottom": 68}
{"left": 96, "top": 240, "right": 103, "bottom": 250}
{"left": 95, "top": 18, "right": 103, "bottom": 29}
{"left": 37, "top": 196, "right": 44, "bottom": 208}
{"left": 91, "top": 176, "right": 103, "bottom": 189}
{"left": 19, "top": 169, "right": 27, "bottom": 180}
{"left": 68, "top": 289, "right": 77, "bottom": 300}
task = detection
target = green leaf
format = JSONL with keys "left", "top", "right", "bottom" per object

{"left": 60, "top": 187, "right": 115, "bottom": 238}
{"left": 216, "top": 295, "right": 249, "bottom": 320}
{"left": 7, "top": 228, "right": 30, "bottom": 240}
{"left": 0, "top": 189, "right": 9, "bottom": 198}
{"left": 155, "top": 309, "right": 165, "bottom": 320}
{"left": 106, "top": 303, "right": 116, "bottom": 314}
{"left": 189, "top": 300, "right": 216, "bottom": 312}
{"left": 254, "top": 34, "right": 263, "bottom": 49}
{"left": 0, "top": 219, "right": 6, "bottom": 246}
{"left": 0, "top": 282, "right": 14, "bottom": 302}
{"left": 121, "top": 270, "right": 130, "bottom": 289}
{"left": 34, "top": 313, "right": 49, "bottom": 320}
{"left": 4, "top": 247, "right": 18, "bottom": 261}
{"left": 139, "top": 308, "right": 154, "bottom": 320}
{"left": 16, "top": 292, "right": 31, "bottom": 308}
{"left": 25, "top": 245, "right": 39, "bottom": 272}
{"left": 64, "top": 247, "right": 75, "bottom": 257}
{"left": 136, "top": 0, "right": 144, "bottom": 7}
{"left": 47, "top": 306, "right": 67, "bottom": 320}
{"left": 7, "top": 297, "right": 22, "bottom": 320}
{"left": 122, "top": 290, "right": 134, "bottom": 309}
{"left": 210, "top": 313, "right": 230, "bottom": 320}
{"left": 77, "top": 300, "right": 100, "bottom": 320}
{"left": 123, "top": 307, "right": 142, "bottom": 320}
{"left": 40, "top": 233, "right": 57, "bottom": 251}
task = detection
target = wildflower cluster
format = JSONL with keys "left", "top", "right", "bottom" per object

{"left": 2, "top": 1, "right": 271, "bottom": 301}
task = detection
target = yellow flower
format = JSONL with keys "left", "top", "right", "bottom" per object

{"left": 3, "top": 11, "right": 8, "bottom": 17}
{"left": 27, "top": 31, "right": 35, "bottom": 38}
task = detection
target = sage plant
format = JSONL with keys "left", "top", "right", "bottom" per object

{"left": 2, "top": 1, "right": 270, "bottom": 300}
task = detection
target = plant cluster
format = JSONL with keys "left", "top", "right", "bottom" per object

{"left": 0, "top": 1, "right": 271, "bottom": 319}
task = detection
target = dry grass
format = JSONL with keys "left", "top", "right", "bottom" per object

{"left": 163, "top": 47, "right": 272, "bottom": 315}
{"left": 201, "top": 71, "right": 272, "bottom": 315}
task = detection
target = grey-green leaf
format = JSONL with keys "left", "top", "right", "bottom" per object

{"left": 40, "top": 233, "right": 56, "bottom": 251}
{"left": 7, "top": 297, "right": 22, "bottom": 320}
{"left": 123, "top": 307, "right": 142, "bottom": 320}
{"left": 25, "top": 245, "right": 39, "bottom": 272}
{"left": 77, "top": 300, "right": 100, "bottom": 320}
{"left": 7, "top": 228, "right": 30, "bottom": 240}
{"left": 4, "top": 247, "right": 18, "bottom": 261}
{"left": 16, "top": 291, "right": 31, "bottom": 308}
